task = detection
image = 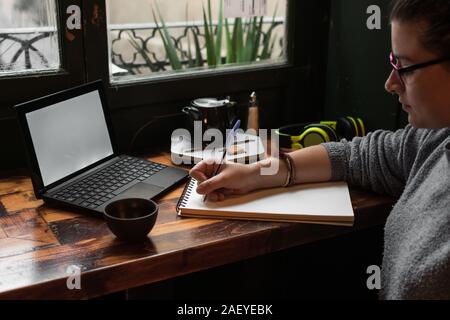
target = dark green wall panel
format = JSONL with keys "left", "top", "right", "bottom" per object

{"left": 324, "top": 0, "right": 402, "bottom": 132}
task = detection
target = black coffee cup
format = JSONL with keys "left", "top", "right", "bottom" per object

{"left": 104, "top": 198, "right": 158, "bottom": 242}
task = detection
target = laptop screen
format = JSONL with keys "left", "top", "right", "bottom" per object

{"left": 25, "top": 90, "right": 114, "bottom": 187}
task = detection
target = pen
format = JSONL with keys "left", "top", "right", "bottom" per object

{"left": 203, "top": 119, "right": 241, "bottom": 202}
{"left": 185, "top": 138, "right": 254, "bottom": 153}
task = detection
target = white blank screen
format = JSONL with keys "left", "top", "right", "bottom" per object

{"left": 26, "top": 90, "right": 114, "bottom": 186}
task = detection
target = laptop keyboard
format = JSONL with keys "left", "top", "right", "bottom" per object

{"left": 50, "top": 156, "right": 166, "bottom": 210}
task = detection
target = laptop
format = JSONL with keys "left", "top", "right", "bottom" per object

{"left": 14, "top": 80, "right": 188, "bottom": 215}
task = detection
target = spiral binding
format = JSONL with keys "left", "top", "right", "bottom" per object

{"left": 176, "top": 177, "right": 196, "bottom": 212}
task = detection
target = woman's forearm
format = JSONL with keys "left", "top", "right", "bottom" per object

{"left": 290, "top": 145, "right": 332, "bottom": 184}
{"left": 256, "top": 145, "right": 332, "bottom": 188}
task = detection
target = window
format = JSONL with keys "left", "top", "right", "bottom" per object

{"left": 0, "top": 0, "right": 60, "bottom": 75}
{"left": 1, "top": 0, "right": 330, "bottom": 171}
{"left": 106, "top": 0, "right": 288, "bottom": 83}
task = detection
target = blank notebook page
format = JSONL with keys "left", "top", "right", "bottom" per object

{"left": 178, "top": 179, "right": 354, "bottom": 225}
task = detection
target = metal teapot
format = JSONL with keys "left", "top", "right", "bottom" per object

{"left": 182, "top": 97, "right": 238, "bottom": 145}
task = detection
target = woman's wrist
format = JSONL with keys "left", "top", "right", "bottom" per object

{"left": 253, "top": 157, "right": 289, "bottom": 189}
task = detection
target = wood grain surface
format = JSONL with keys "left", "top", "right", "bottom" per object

{"left": 0, "top": 151, "right": 395, "bottom": 299}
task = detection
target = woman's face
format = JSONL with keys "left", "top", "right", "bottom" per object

{"left": 385, "top": 21, "right": 450, "bottom": 128}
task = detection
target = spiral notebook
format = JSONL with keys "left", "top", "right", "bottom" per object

{"left": 176, "top": 178, "right": 354, "bottom": 226}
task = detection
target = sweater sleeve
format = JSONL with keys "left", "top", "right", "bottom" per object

{"left": 321, "top": 125, "right": 428, "bottom": 197}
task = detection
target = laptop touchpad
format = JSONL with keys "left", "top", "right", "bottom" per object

{"left": 120, "top": 182, "right": 164, "bottom": 200}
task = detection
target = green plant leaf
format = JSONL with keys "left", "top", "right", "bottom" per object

{"left": 233, "top": 17, "right": 244, "bottom": 63}
{"left": 251, "top": 16, "right": 264, "bottom": 61}
{"left": 207, "top": 0, "right": 213, "bottom": 37}
{"left": 153, "top": 3, "right": 182, "bottom": 70}
{"left": 186, "top": 29, "right": 194, "bottom": 68}
{"left": 225, "top": 18, "right": 234, "bottom": 63}
{"left": 261, "top": 2, "right": 279, "bottom": 60}
{"left": 215, "top": 0, "right": 224, "bottom": 65}
{"left": 191, "top": 27, "right": 204, "bottom": 67}
{"left": 203, "top": 5, "right": 216, "bottom": 66}
{"left": 246, "top": 17, "right": 258, "bottom": 62}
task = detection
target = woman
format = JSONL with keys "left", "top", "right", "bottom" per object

{"left": 190, "top": 0, "right": 450, "bottom": 299}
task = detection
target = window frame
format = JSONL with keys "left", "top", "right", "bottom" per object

{"left": 0, "top": 0, "right": 86, "bottom": 118}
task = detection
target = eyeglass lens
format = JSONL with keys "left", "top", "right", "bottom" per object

{"left": 390, "top": 52, "right": 405, "bottom": 85}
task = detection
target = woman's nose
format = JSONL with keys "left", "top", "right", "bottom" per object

{"left": 385, "top": 69, "right": 403, "bottom": 94}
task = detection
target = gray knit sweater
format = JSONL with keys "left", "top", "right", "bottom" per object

{"left": 322, "top": 125, "right": 450, "bottom": 299}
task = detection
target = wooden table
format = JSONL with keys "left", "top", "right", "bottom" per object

{"left": 0, "top": 151, "right": 395, "bottom": 299}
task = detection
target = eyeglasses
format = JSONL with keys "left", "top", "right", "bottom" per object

{"left": 390, "top": 51, "right": 450, "bottom": 85}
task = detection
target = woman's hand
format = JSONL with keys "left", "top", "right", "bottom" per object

{"left": 189, "top": 145, "right": 333, "bottom": 201}
{"left": 189, "top": 157, "right": 287, "bottom": 202}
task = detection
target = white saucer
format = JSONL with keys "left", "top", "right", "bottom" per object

{"left": 170, "top": 132, "right": 266, "bottom": 165}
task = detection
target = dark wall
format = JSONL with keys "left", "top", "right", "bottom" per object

{"left": 109, "top": 83, "right": 290, "bottom": 155}
{"left": 324, "top": 0, "right": 406, "bottom": 132}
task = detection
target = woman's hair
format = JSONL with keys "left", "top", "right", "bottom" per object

{"left": 390, "top": 0, "right": 450, "bottom": 59}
